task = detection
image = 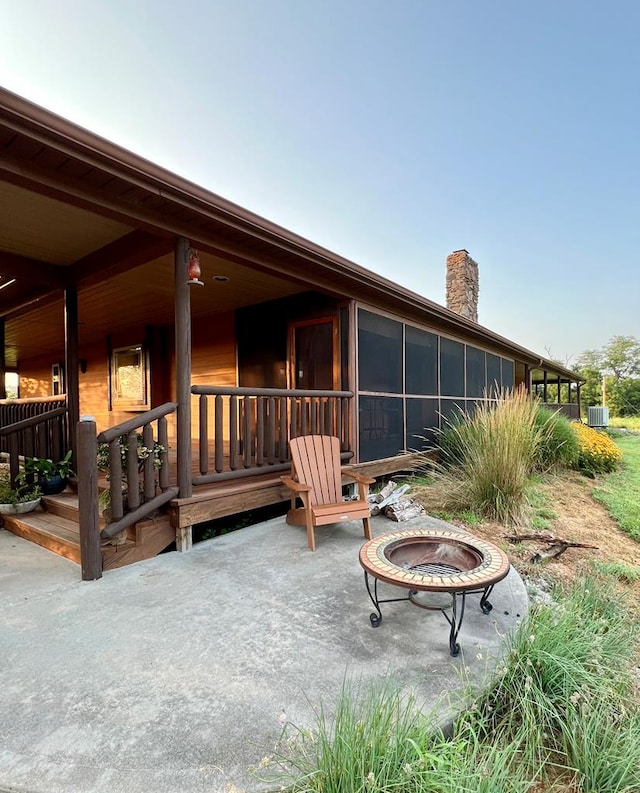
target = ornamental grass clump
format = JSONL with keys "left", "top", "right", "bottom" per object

{"left": 572, "top": 423, "right": 622, "bottom": 477}
{"left": 431, "top": 388, "right": 546, "bottom": 525}
{"left": 533, "top": 406, "right": 580, "bottom": 471}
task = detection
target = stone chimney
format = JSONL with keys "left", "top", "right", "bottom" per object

{"left": 446, "top": 249, "right": 479, "bottom": 323}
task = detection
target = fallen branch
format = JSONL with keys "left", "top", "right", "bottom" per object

{"left": 530, "top": 540, "right": 599, "bottom": 564}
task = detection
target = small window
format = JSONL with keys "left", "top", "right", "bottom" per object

{"left": 110, "top": 345, "right": 150, "bottom": 410}
{"left": 51, "top": 362, "right": 65, "bottom": 396}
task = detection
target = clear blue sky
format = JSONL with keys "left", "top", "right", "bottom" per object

{"left": 2, "top": 1, "right": 638, "bottom": 365}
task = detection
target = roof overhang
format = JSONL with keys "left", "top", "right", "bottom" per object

{"left": 0, "top": 86, "right": 583, "bottom": 382}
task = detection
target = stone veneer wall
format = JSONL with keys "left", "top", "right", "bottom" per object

{"left": 445, "top": 249, "right": 479, "bottom": 323}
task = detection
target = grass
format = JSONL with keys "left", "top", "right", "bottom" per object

{"left": 609, "top": 415, "right": 640, "bottom": 431}
{"left": 267, "top": 577, "right": 640, "bottom": 792}
{"left": 593, "top": 560, "right": 640, "bottom": 583}
{"left": 591, "top": 434, "right": 640, "bottom": 541}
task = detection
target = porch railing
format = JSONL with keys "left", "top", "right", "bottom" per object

{"left": 539, "top": 403, "right": 581, "bottom": 421}
{"left": 0, "top": 400, "right": 69, "bottom": 487}
{"left": 96, "top": 402, "right": 179, "bottom": 540}
{"left": 190, "top": 386, "right": 353, "bottom": 486}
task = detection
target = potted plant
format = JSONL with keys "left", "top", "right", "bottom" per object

{"left": 20, "top": 450, "right": 76, "bottom": 496}
{"left": 0, "top": 476, "right": 41, "bottom": 515}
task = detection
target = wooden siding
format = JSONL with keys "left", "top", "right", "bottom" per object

{"left": 16, "top": 312, "right": 238, "bottom": 445}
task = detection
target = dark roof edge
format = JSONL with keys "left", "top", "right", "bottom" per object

{"left": 0, "top": 87, "right": 583, "bottom": 382}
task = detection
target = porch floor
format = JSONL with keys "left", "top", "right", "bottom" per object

{"left": 0, "top": 511, "right": 528, "bottom": 793}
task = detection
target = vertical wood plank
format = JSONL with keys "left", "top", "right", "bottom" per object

{"left": 199, "top": 394, "right": 208, "bottom": 474}
{"left": 126, "top": 430, "right": 140, "bottom": 509}
{"left": 109, "top": 439, "right": 123, "bottom": 521}
{"left": 158, "top": 416, "right": 169, "bottom": 490}
{"left": 215, "top": 394, "right": 224, "bottom": 472}
{"left": 142, "top": 423, "right": 155, "bottom": 500}
{"left": 229, "top": 396, "right": 238, "bottom": 470}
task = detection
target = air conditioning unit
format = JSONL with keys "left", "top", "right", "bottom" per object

{"left": 587, "top": 406, "right": 609, "bottom": 428}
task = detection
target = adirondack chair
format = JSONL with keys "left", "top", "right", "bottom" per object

{"left": 281, "top": 435, "right": 375, "bottom": 551}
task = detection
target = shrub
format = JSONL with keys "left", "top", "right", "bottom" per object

{"left": 572, "top": 423, "right": 622, "bottom": 476}
{"left": 428, "top": 388, "right": 544, "bottom": 525}
{"left": 533, "top": 406, "right": 580, "bottom": 471}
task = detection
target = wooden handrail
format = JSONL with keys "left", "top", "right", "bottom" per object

{"left": 0, "top": 394, "right": 67, "bottom": 406}
{"left": 100, "top": 486, "right": 179, "bottom": 540}
{"left": 192, "top": 386, "right": 353, "bottom": 398}
{"left": 0, "top": 405, "right": 69, "bottom": 487}
{"left": 0, "top": 406, "right": 67, "bottom": 437}
{"left": 97, "top": 401, "right": 178, "bottom": 443}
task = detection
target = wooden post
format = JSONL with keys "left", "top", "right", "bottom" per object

{"left": 77, "top": 418, "right": 102, "bottom": 581}
{"left": 543, "top": 371, "right": 548, "bottom": 404}
{"left": 64, "top": 287, "right": 80, "bottom": 469}
{"left": 0, "top": 319, "right": 6, "bottom": 400}
{"left": 174, "top": 237, "right": 193, "bottom": 551}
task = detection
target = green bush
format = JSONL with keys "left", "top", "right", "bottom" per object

{"left": 533, "top": 406, "right": 580, "bottom": 471}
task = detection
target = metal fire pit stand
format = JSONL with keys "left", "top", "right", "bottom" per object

{"left": 364, "top": 572, "right": 496, "bottom": 657}
{"left": 359, "top": 528, "right": 511, "bottom": 657}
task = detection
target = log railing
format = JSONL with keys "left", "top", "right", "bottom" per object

{"left": 0, "top": 401, "right": 69, "bottom": 487}
{"left": 95, "top": 402, "right": 179, "bottom": 541}
{"left": 539, "top": 403, "right": 581, "bottom": 421}
{"left": 190, "top": 386, "right": 353, "bottom": 485}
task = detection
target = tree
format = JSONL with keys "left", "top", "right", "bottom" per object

{"left": 575, "top": 336, "right": 640, "bottom": 416}
{"left": 601, "top": 335, "right": 640, "bottom": 382}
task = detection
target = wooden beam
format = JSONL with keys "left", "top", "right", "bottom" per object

{"left": 70, "top": 230, "right": 173, "bottom": 287}
{"left": 0, "top": 251, "right": 68, "bottom": 287}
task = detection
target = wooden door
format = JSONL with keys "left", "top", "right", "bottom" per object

{"left": 289, "top": 317, "right": 339, "bottom": 390}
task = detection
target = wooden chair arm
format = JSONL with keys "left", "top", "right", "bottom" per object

{"left": 341, "top": 469, "right": 376, "bottom": 486}
{"left": 281, "top": 476, "right": 311, "bottom": 493}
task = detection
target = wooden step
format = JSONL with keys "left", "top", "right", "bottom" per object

{"left": 41, "top": 491, "right": 79, "bottom": 522}
{"left": 0, "top": 507, "right": 171, "bottom": 571}
{"left": 1, "top": 510, "right": 84, "bottom": 564}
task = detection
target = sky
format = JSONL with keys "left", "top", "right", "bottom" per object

{"left": 1, "top": 0, "right": 638, "bottom": 366}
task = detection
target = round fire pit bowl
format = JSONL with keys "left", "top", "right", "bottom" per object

{"left": 359, "top": 528, "right": 510, "bottom": 656}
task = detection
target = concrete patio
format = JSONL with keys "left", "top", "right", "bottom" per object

{"left": 0, "top": 512, "right": 528, "bottom": 793}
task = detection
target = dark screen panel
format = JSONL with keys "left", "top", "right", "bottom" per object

{"left": 405, "top": 326, "right": 438, "bottom": 395}
{"left": 440, "top": 337, "right": 464, "bottom": 397}
{"left": 358, "top": 396, "right": 404, "bottom": 461}
{"left": 357, "top": 309, "right": 402, "bottom": 393}
{"left": 502, "top": 358, "right": 515, "bottom": 390}
{"left": 486, "top": 353, "right": 501, "bottom": 397}
{"left": 406, "top": 398, "right": 439, "bottom": 450}
{"left": 466, "top": 346, "right": 486, "bottom": 398}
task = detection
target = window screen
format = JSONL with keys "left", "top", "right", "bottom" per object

{"left": 405, "top": 326, "right": 438, "bottom": 395}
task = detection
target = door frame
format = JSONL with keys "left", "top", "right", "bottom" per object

{"left": 288, "top": 316, "right": 340, "bottom": 390}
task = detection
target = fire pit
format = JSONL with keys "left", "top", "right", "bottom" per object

{"left": 359, "top": 528, "right": 510, "bottom": 656}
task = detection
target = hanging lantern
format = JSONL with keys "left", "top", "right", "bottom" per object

{"left": 187, "top": 248, "right": 204, "bottom": 286}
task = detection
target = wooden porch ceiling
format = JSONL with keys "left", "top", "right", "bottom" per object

{"left": 3, "top": 248, "right": 307, "bottom": 366}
